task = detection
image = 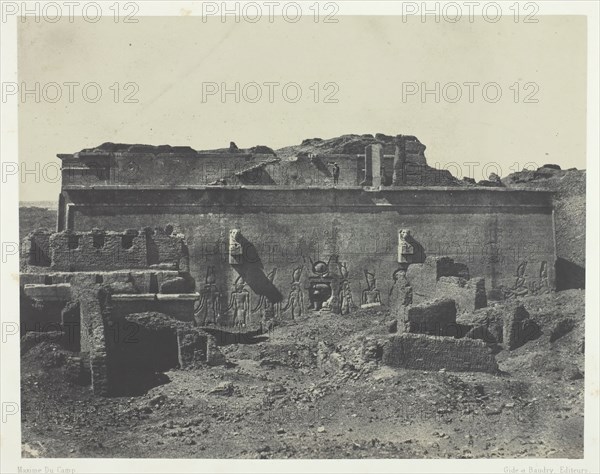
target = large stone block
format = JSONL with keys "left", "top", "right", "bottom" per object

{"left": 503, "top": 305, "right": 541, "bottom": 350}
{"left": 160, "top": 276, "right": 194, "bottom": 294}
{"left": 407, "top": 256, "right": 475, "bottom": 305}
{"left": 406, "top": 257, "right": 438, "bottom": 302}
{"left": 23, "top": 283, "right": 72, "bottom": 302}
{"left": 436, "top": 276, "right": 487, "bottom": 313}
{"left": 406, "top": 298, "right": 457, "bottom": 336}
{"left": 382, "top": 333, "right": 498, "bottom": 373}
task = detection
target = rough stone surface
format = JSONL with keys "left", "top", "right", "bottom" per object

{"left": 503, "top": 305, "right": 541, "bottom": 350}
{"left": 464, "top": 325, "right": 498, "bottom": 344}
{"left": 406, "top": 257, "right": 438, "bottom": 301}
{"left": 406, "top": 298, "right": 457, "bottom": 336}
{"left": 47, "top": 229, "right": 186, "bottom": 272}
{"left": 57, "top": 187, "right": 555, "bottom": 304}
{"left": 21, "top": 230, "right": 52, "bottom": 268}
{"left": 160, "top": 277, "right": 191, "bottom": 294}
{"left": 20, "top": 331, "right": 66, "bottom": 354}
{"left": 504, "top": 166, "right": 584, "bottom": 290}
{"left": 23, "top": 283, "right": 72, "bottom": 302}
{"left": 383, "top": 333, "right": 498, "bottom": 373}
{"left": 177, "top": 328, "right": 209, "bottom": 368}
{"left": 436, "top": 276, "right": 487, "bottom": 313}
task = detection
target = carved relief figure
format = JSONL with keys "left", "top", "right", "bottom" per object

{"left": 228, "top": 276, "right": 250, "bottom": 328}
{"left": 536, "top": 261, "right": 550, "bottom": 294}
{"left": 361, "top": 270, "right": 381, "bottom": 306}
{"left": 503, "top": 260, "right": 530, "bottom": 299}
{"left": 282, "top": 266, "right": 304, "bottom": 319}
{"left": 339, "top": 280, "right": 355, "bottom": 315}
{"left": 194, "top": 266, "right": 222, "bottom": 325}
{"left": 504, "top": 260, "right": 552, "bottom": 299}
{"left": 389, "top": 268, "right": 413, "bottom": 308}
{"left": 338, "top": 261, "right": 349, "bottom": 280}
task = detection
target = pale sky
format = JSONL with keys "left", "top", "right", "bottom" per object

{"left": 18, "top": 15, "right": 587, "bottom": 201}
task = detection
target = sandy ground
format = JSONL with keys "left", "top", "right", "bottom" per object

{"left": 21, "top": 289, "right": 584, "bottom": 459}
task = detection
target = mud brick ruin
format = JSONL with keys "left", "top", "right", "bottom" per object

{"left": 20, "top": 135, "right": 560, "bottom": 393}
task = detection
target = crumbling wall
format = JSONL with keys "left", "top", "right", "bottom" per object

{"left": 503, "top": 166, "right": 585, "bottom": 290}
{"left": 436, "top": 276, "right": 487, "bottom": 313}
{"left": 19, "top": 267, "right": 200, "bottom": 396}
{"left": 263, "top": 155, "right": 358, "bottom": 187}
{"left": 20, "top": 230, "right": 52, "bottom": 269}
{"left": 110, "top": 293, "right": 198, "bottom": 323}
{"left": 50, "top": 230, "right": 147, "bottom": 271}
{"left": 406, "top": 257, "right": 439, "bottom": 301}
{"left": 383, "top": 333, "right": 498, "bottom": 373}
{"left": 20, "top": 269, "right": 183, "bottom": 353}
{"left": 48, "top": 228, "right": 186, "bottom": 272}
{"left": 146, "top": 228, "right": 187, "bottom": 269}
{"left": 60, "top": 145, "right": 274, "bottom": 187}
{"left": 103, "top": 310, "right": 224, "bottom": 395}
{"left": 60, "top": 139, "right": 456, "bottom": 188}
{"left": 20, "top": 284, "right": 72, "bottom": 333}
{"left": 503, "top": 304, "right": 541, "bottom": 350}
{"left": 87, "top": 287, "right": 110, "bottom": 396}
{"left": 405, "top": 298, "right": 457, "bottom": 336}
{"left": 405, "top": 256, "right": 487, "bottom": 312}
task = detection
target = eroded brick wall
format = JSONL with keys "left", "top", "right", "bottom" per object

{"left": 47, "top": 229, "right": 186, "bottom": 271}
{"left": 50, "top": 230, "right": 147, "bottom": 271}
{"left": 20, "top": 231, "right": 52, "bottom": 269}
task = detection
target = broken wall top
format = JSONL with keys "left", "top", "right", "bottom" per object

{"left": 23, "top": 228, "right": 188, "bottom": 272}
{"left": 57, "top": 134, "right": 468, "bottom": 188}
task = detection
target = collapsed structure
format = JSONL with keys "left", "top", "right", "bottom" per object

{"left": 20, "top": 134, "right": 558, "bottom": 393}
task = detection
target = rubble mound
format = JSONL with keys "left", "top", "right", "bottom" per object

{"left": 20, "top": 289, "right": 584, "bottom": 458}
{"left": 277, "top": 133, "right": 427, "bottom": 162}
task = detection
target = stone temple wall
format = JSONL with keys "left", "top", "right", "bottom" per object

{"left": 58, "top": 186, "right": 556, "bottom": 327}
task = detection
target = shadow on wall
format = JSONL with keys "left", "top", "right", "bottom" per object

{"left": 555, "top": 257, "right": 585, "bottom": 290}
{"left": 238, "top": 167, "right": 277, "bottom": 185}
{"left": 232, "top": 234, "right": 284, "bottom": 304}
{"left": 107, "top": 318, "right": 177, "bottom": 396}
{"left": 311, "top": 156, "right": 333, "bottom": 178}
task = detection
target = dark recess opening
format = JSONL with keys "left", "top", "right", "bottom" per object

{"left": 62, "top": 302, "right": 81, "bottom": 352}
{"left": 28, "top": 240, "right": 51, "bottom": 267}
{"left": 121, "top": 234, "right": 135, "bottom": 249}
{"left": 555, "top": 257, "right": 585, "bottom": 290}
{"left": 67, "top": 234, "right": 80, "bottom": 249}
{"left": 92, "top": 233, "right": 105, "bottom": 248}
{"left": 109, "top": 322, "right": 178, "bottom": 396}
